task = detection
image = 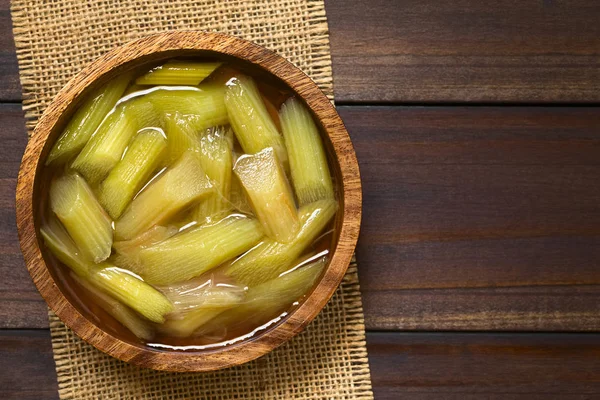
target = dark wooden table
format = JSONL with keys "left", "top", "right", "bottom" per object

{"left": 2, "top": 0, "right": 600, "bottom": 398}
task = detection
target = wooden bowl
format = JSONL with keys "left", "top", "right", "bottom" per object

{"left": 16, "top": 31, "right": 361, "bottom": 372}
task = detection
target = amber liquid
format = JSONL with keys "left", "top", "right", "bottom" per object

{"left": 37, "top": 57, "right": 341, "bottom": 351}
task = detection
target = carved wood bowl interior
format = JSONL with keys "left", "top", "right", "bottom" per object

{"left": 16, "top": 31, "right": 361, "bottom": 372}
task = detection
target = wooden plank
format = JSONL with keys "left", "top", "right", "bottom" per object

{"left": 364, "top": 286, "right": 600, "bottom": 331}
{"left": 0, "top": 0, "right": 21, "bottom": 102}
{"left": 368, "top": 332, "right": 600, "bottom": 399}
{"left": 0, "top": 330, "right": 58, "bottom": 400}
{"left": 4, "top": 105, "right": 600, "bottom": 331}
{"left": 2, "top": 0, "right": 600, "bottom": 103}
{"left": 3, "top": 330, "right": 600, "bottom": 399}
{"left": 326, "top": 0, "right": 600, "bottom": 103}
{"left": 0, "top": 105, "right": 46, "bottom": 330}
{"left": 0, "top": 104, "right": 47, "bottom": 329}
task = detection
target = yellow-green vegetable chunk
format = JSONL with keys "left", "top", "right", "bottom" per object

{"left": 161, "top": 283, "right": 244, "bottom": 337}
{"left": 280, "top": 97, "right": 334, "bottom": 205}
{"left": 114, "top": 151, "right": 213, "bottom": 240}
{"left": 71, "top": 98, "right": 159, "bottom": 184}
{"left": 234, "top": 147, "right": 299, "bottom": 243}
{"left": 89, "top": 264, "right": 173, "bottom": 323}
{"left": 71, "top": 272, "right": 154, "bottom": 340}
{"left": 97, "top": 127, "right": 167, "bottom": 219}
{"left": 164, "top": 113, "right": 200, "bottom": 163}
{"left": 138, "top": 215, "right": 264, "bottom": 285}
{"left": 136, "top": 61, "right": 222, "bottom": 86}
{"left": 46, "top": 73, "right": 131, "bottom": 165}
{"left": 49, "top": 173, "right": 113, "bottom": 263}
{"left": 244, "top": 255, "right": 326, "bottom": 312}
{"left": 194, "top": 127, "right": 233, "bottom": 224}
{"left": 226, "top": 199, "right": 337, "bottom": 286}
{"left": 224, "top": 75, "right": 288, "bottom": 166}
{"left": 40, "top": 215, "right": 91, "bottom": 278}
{"left": 202, "top": 256, "right": 326, "bottom": 335}
{"left": 112, "top": 225, "right": 178, "bottom": 275}
{"left": 146, "top": 85, "right": 228, "bottom": 130}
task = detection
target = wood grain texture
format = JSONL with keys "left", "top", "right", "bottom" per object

{"left": 0, "top": 330, "right": 58, "bottom": 400}
{"left": 364, "top": 286, "right": 600, "bottom": 331}
{"left": 368, "top": 332, "right": 600, "bottom": 399}
{"left": 0, "top": 104, "right": 47, "bottom": 329}
{"left": 3, "top": 0, "right": 600, "bottom": 103}
{"left": 4, "top": 330, "right": 600, "bottom": 400}
{"left": 16, "top": 31, "right": 360, "bottom": 372}
{"left": 0, "top": 0, "right": 20, "bottom": 101}
{"left": 326, "top": 0, "right": 600, "bottom": 103}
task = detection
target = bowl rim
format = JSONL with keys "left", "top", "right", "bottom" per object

{"left": 16, "top": 30, "right": 361, "bottom": 372}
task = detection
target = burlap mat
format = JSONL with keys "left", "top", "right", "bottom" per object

{"left": 10, "top": 1, "right": 373, "bottom": 399}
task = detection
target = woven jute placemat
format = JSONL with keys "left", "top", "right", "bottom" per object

{"left": 10, "top": 1, "right": 373, "bottom": 399}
